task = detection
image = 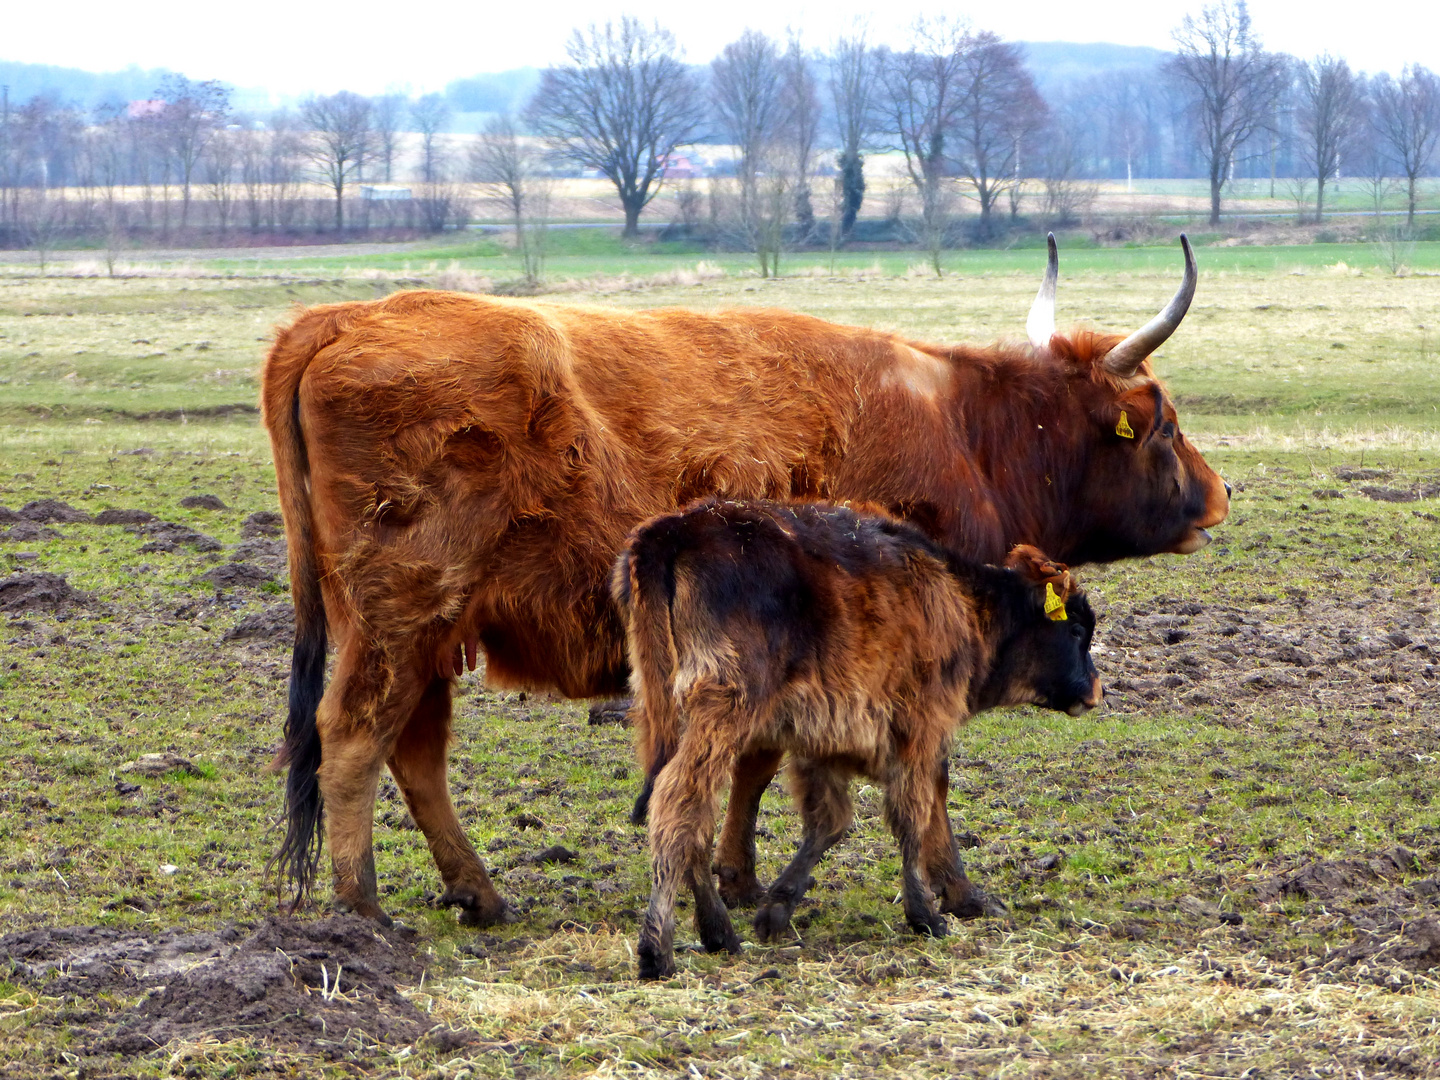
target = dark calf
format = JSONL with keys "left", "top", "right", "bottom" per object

{"left": 611, "top": 499, "right": 1101, "bottom": 979}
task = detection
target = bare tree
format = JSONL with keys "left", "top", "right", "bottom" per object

{"left": 828, "top": 31, "right": 876, "bottom": 238}
{"left": 1039, "top": 124, "right": 1097, "bottom": 225}
{"left": 370, "top": 94, "right": 405, "bottom": 183}
{"left": 155, "top": 75, "right": 230, "bottom": 230}
{"left": 711, "top": 29, "right": 793, "bottom": 273}
{"left": 203, "top": 127, "right": 239, "bottom": 236}
{"left": 528, "top": 17, "right": 704, "bottom": 237}
{"left": 302, "top": 92, "right": 372, "bottom": 232}
{"left": 1294, "top": 54, "right": 1363, "bottom": 221}
{"left": 880, "top": 18, "right": 969, "bottom": 273}
{"left": 950, "top": 31, "right": 1046, "bottom": 236}
{"left": 471, "top": 114, "right": 548, "bottom": 283}
{"left": 411, "top": 94, "right": 452, "bottom": 184}
{"left": 1168, "top": 0, "right": 1286, "bottom": 224}
{"left": 781, "top": 38, "right": 821, "bottom": 238}
{"left": 1372, "top": 65, "right": 1440, "bottom": 226}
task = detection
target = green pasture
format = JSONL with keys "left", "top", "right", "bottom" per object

{"left": 0, "top": 247, "right": 1437, "bottom": 1076}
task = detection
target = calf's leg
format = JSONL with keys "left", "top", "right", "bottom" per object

{"left": 639, "top": 688, "right": 745, "bottom": 980}
{"left": 754, "top": 758, "right": 853, "bottom": 942}
{"left": 923, "top": 759, "right": 1004, "bottom": 919}
{"left": 712, "top": 747, "right": 785, "bottom": 908}
{"left": 387, "top": 677, "right": 512, "bottom": 927}
{"left": 883, "top": 743, "right": 947, "bottom": 938}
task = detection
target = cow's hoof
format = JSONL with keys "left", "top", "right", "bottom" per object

{"left": 441, "top": 887, "right": 516, "bottom": 927}
{"left": 752, "top": 902, "right": 792, "bottom": 943}
{"left": 715, "top": 866, "right": 766, "bottom": 909}
{"left": 637, "top": 939, "right": 676, "bottom": 981}
{"left": 333, "top": 898, "right": 392, "bottom": 927}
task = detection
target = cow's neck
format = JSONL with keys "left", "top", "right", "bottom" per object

{"left": 943, "top": 350, "right": 1087, "bottom": 563}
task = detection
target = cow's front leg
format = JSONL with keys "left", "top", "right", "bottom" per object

{"left": 924, "top": 759, "right": 1007, "bottom": 919}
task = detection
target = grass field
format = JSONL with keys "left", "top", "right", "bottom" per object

{"left": 0, "top": 241, "right": 1437, "bottom": 1078}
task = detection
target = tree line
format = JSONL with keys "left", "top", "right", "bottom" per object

{"left": 2, "top": 0, "right": 1438, "bottom": 261}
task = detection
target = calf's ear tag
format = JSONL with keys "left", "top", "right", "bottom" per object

{"left": 1116, "top": 411, "right": 1135, "bottom": 439}
{"left": 1044, "top": 582, "right": 1068, "bottom": 621}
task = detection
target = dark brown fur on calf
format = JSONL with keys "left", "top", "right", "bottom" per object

{"left": 612, "top": 499, "right": 1100, "bottom": 979}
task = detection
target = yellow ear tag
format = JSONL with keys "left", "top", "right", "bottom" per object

{"left": 1044, "top": 582, "right": 1068, "bottom": 621}
{"left": 1116, "top": 411, "right": 1135, "bottom": 439}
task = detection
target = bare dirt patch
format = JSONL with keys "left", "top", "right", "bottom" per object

{"left": 0, "top": 916, "right": 458, "bottom": 1059}
{"left": 0, "top": 571, "right": 87, "bottom": 613}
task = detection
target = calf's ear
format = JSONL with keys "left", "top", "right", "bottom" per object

{"left": 1004, "top": 545, "right": 1077, "bottom": 609}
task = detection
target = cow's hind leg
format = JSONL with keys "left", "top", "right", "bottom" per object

{"left": 318, "top": 640, "right": 427, "bottom": 926}
{"left": 388, "top": 678, "right": 513, "bottom": 927}
{"left": 712, "top": 747, "right": 784, "bottom": 908}
{"left": 754, "top": 758, "right": 852, "bottom": 942}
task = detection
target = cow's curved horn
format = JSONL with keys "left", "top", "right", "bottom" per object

{"left": 1102, "top": 234, "right": 1197, "bottom": 377}
{"left": 1026, "top": 233, "right": 1058, "bottom": 348}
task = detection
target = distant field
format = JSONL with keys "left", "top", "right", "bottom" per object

{"left": 0, "top": 249, "right": 1437, "bottom": 1077}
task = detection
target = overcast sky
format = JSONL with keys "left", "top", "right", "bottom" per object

{"left": 6, "top": 0, "right": 1438, "bottom": 99}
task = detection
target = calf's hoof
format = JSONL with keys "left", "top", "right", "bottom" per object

{"left": 696, "top": 910, "right": 741, "bottom": 955}
{"left": 715, "top": 866, "right": 766, "bottom": 909}
{"left": 907, "top": 906, "right": 949, "bottom": 938}
{"left": 441, "top": 886, "right": 517, "bottom": 927}
{"left": 637, "top": 939, "right": 676, "bottom": 981}
{"left": 938, "top": 886, "right": 1008, "bottom": 921}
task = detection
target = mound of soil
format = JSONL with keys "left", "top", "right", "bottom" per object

{"left": 18, "top": 499, "right": 91, "bottom": 524}
{"left": 1360, "top": 484, "right": 1440, "bottom": 503}
{"left": 223, "top": 603, "right": 296, "bottom": 644}
{"left": 0, "top": 506, "right": 20, "bottom": 524}
{"left": 179, "top": 494, "right": 228, "bottom": 510}
{"left": 201, "top": 561, "right": 275, "bottom": 589}
{"left": 0, "top": 521, "right": 58, "bottom": 542}
{"left": 0, "top": 572, "right": 87, "bottom": 613}
{"left": 94, "top": 508, "right": 156, "bottom": 525}
{"left": 1324, "top": 916, "right": 1440, "bottom": 977}
{"left": 131, "top": 520, "right": 222, "bottom": 553}
{"left": 231, "top": 537, "right": 287, "bottom": 562}
{"left": 1256, "top": 848, "right": 1420, "bottom": 902}
{"left": 241, "top": 510, "right": 284, "bottom": 538}
{"left": 0, "top": 917, "right": 445, "bottom": 1056}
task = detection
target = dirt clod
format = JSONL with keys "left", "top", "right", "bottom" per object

{"left": 0, "top": 572, "right": 86, "bottom": 613}
{"left": 132, "top": 520, "right": 222, "bottom": 553}
{"left": 533, "top": 845, "right": 579, "bottom": 865}
{"left": 201, "top": 561, "right": 275, "bottom": 589}
{"left": 120, "top": 753, "right": 201, "bottom": 777}
{"left": 18, "top": 499, "right": 91, "bottom": 523}
{"left": 241, "top": 510, "right": 284, "bottom": 538}
{"left": 94, "top": 508, "right": 156, "bottom": 525}
{"left": 0, "top": 916, "right": 431, "bottom": 1054}
{"left": 179, "top": 494, "right": 227, "bottom": 510}
{"left": 223, "top": 604, "right": 296, "bottom": 644}
{"left": 0, "top": 521, "right": 58, "bottom": 542}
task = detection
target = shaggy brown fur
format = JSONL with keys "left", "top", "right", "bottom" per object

{"left": 612, "top": 499, "right": 1100, "bottom": 978}
{"left": 261, "top": 288, "right": 1225, "bottom": 926}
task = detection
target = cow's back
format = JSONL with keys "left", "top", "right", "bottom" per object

{"left": 267, "top": 290, "right": 942, "bottom": 696}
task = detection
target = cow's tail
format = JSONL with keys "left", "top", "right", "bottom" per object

{"left": 260, "top": 308, "right": 343, "bottom": 908}
{"left": 611, "top": 527, "right": 683, "bottom": 826}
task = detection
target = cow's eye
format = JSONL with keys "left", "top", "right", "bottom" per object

{"left": 1161, "top": 422, "right": 1176, "bottom": 439}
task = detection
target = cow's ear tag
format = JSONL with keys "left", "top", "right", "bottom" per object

{"left": 1116, "top": 411, "right": 1135, "bottom": 439}
{"left": 1044, "top": 582, "right": 1068, "bottom": 621}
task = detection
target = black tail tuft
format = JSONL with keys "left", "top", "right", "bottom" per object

{"left": 266, "top": 619, "right": 327, "bottom": 907}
